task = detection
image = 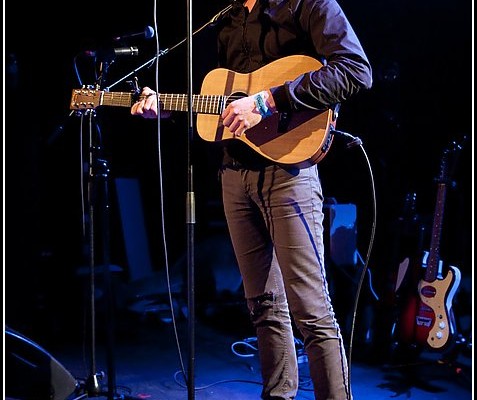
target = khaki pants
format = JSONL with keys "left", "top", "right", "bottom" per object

{"left": 221, "top": 164, "right": 351, "bottom": 400}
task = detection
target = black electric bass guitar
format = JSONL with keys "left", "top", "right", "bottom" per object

{"left": 70, "top": 55, "right": 336, "bottom": 167}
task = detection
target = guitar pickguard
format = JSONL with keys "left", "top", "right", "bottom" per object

{"left": 417, "top": 265, "right": 461, "bottom": 349}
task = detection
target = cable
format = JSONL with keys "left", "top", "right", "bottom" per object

{"left": 169, "top": 335, "right": 309, "bottom": 393}
{"left": 230, "top": 336, "right": 306, "bottom": 359}
{"left": 145, "top": 4, "right": 238, "bottom": 393}
{"left": 231, "top": 337, "right": 258, "bottom": 358}
{"left": 146, "top": 0, "right": 190, "bottom": 390}
{"left": 356, "top": 251, "right": 380, "bottom": 301}
{"left": 173, "top": 370, "right": 262, "bottom": 390}
{"left": 331, "top": 128, "right": 377, "bottom": 398}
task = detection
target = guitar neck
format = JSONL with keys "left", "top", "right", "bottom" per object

{"left": 424, "top": 183, "right": 447, "bottom": 282}
{"left": 101, "top": 91, "right": 225, "bottom": 115}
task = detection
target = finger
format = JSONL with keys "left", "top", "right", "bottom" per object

{"left": 237, "top": 119, "right": 250, "bottom": 136}
{"left": 131, "top": 101, "right": 146, "bottom": 116}
{"left": 228, "top": 116, "right": 244, "bottom": 135}
{"left": 141, "top": 95, "right": 158, "bottom": 114}
{"left": 221, "top": 106, "right": 235, "bottom": 126}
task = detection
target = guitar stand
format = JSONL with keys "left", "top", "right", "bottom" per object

{"left": 383, "top": 334, "right": 471, "bottom": 393}
{"left": 430, "top": 334, "right": 472, "bottom": 386}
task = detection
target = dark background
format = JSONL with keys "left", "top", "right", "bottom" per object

{"left": 5, "top": 0, "right": 473, "bottom": 356}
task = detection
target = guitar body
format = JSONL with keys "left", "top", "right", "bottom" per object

{"left": 197, "top": 55, "right": 335, "bottom": 167}
{"left": 394, "top": 256, "right": 425, "bottom": 346}
{"left": 396, "top": 288, "right": 424, "bottom": 344}
{"left": 396, "top": 264, "right": 461, "bottom": 350}
{"left": 417, "top": 265, "right": 461, "bottom": 349}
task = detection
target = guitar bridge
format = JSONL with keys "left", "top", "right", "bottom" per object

{"left": 277, "top": 112, "right": 290, "bottom": 133}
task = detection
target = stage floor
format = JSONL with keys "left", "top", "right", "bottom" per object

{"left": 8, "top": 306, "right": 470, "bottom": 400}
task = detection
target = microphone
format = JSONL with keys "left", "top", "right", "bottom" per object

{"left": 84, "top": 46, "right": 139, "bottom": 60}
{"left": 113, "top": 26, "right": 155, "bottom": 41}
{"left": 111, "top": 46, "right": 139, "bottom": 56}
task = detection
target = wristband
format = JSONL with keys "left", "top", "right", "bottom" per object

{"left": 254, "top": 92, "right": 274, "bottom": 119}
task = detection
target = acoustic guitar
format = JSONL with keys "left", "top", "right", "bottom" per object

{"left": 70, "top": 55, "right": 336, "bottom": 167}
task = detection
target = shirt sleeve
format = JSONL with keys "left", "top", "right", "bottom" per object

{"left": 271, "top": 0, "right": 373, "bottom": 113}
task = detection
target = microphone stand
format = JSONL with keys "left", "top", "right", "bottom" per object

{"left": 185, "top": 0, "right": 195, "bottom": 398}
{"left": 88, "top": 4, "right": 233, "bottom": 400}
{"left": 84, "top": 121, "right": 116, "bottom": 399}
{"left": 77, "top": 59, "right": 142, "bottom": 400}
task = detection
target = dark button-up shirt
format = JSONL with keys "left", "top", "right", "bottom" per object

{"left": 215, "top": 0, "right": 373, "bottom": 166}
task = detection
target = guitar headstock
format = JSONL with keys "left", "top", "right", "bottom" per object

{"left": 436, "top": 137, "right": 466, "bottom": 185}
{"left": 70, "top": 88, "right": 104, "bottom": 110}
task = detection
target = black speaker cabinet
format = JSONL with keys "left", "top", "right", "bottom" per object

{"left": 5, "top": 327, "right": 78, "bottom": 400}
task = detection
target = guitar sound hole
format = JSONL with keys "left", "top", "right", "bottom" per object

{"left": 226, "top": 91, "right": 247, "bottom": 107}
{"left": 420, "top": 285, "right": 437, "bottom": 298}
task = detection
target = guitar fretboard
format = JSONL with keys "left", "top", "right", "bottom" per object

{"left": 424, "top": 183, "right": 447, "bottom": 282}
{"left": 159, "top": 94, "right": 226, "bottom": 115}
{"left": 101, "top": 91, "right": 227, "bottom": 115}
